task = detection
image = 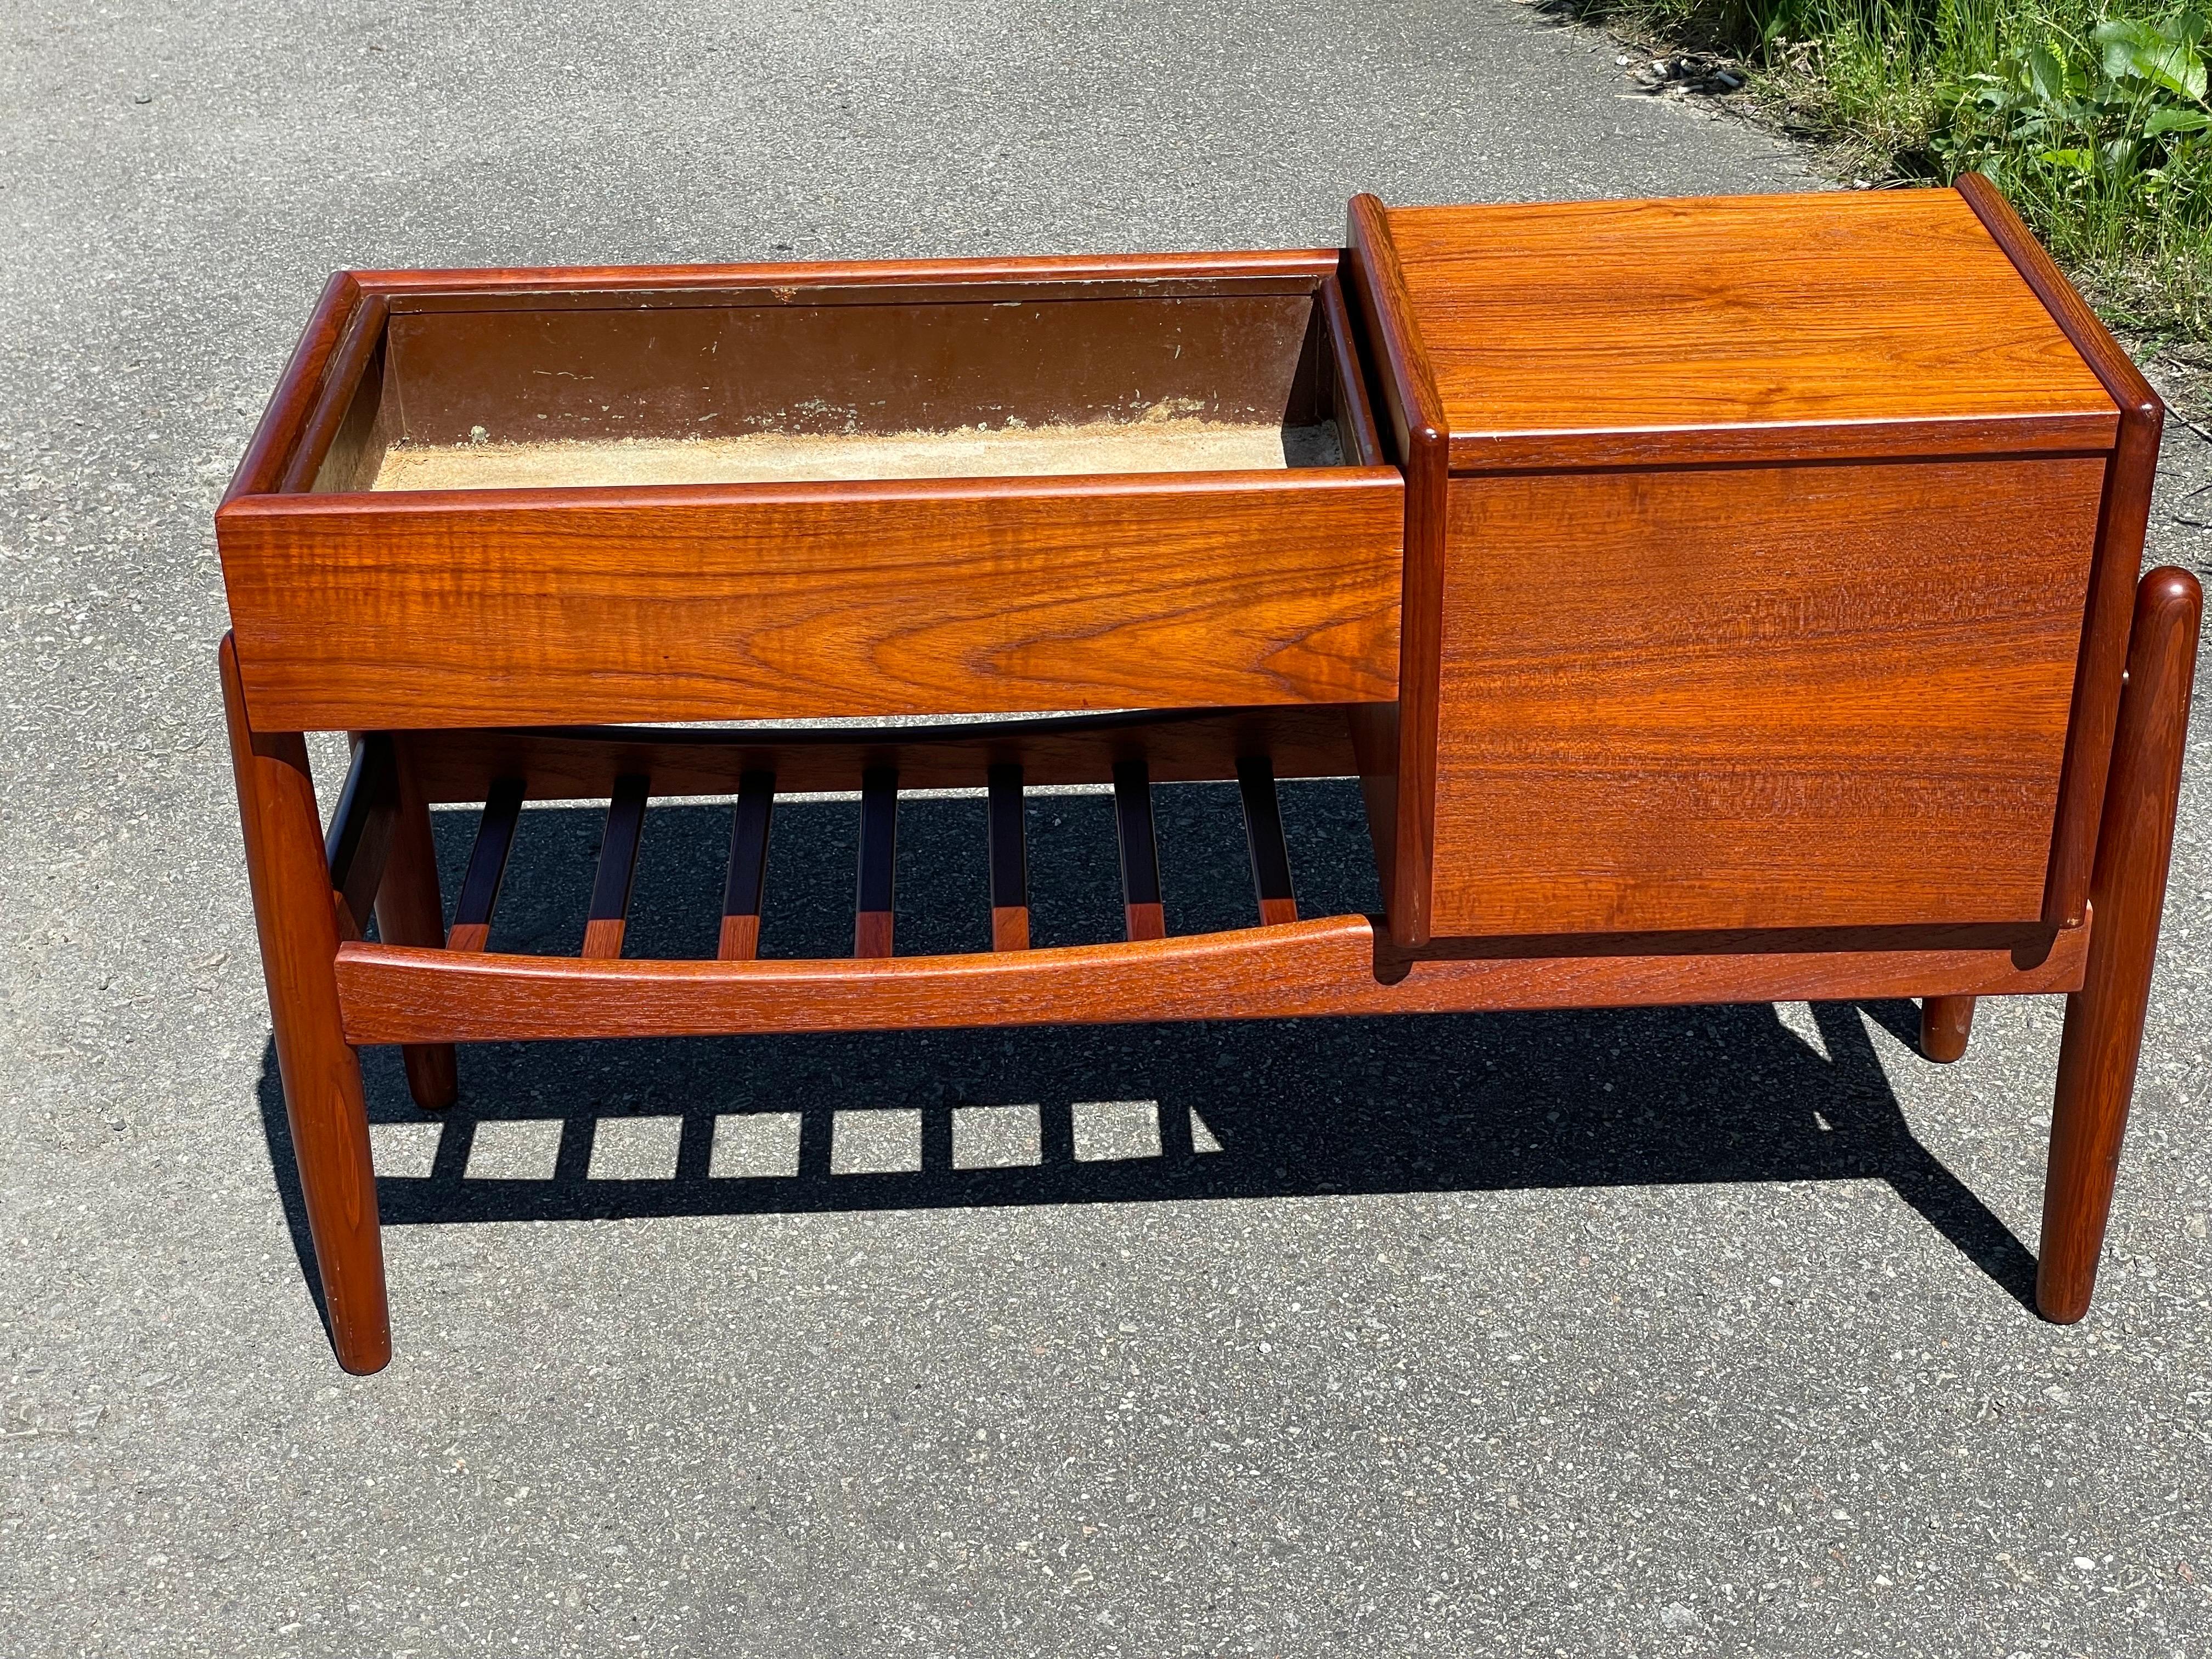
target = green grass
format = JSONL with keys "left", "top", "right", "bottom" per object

{"left": 1576, "top": 0, "right": 2212, "bottom": 340}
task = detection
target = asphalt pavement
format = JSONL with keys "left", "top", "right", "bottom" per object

{"left": 3, "top": 1, "right": 2210, "bottom": 1654}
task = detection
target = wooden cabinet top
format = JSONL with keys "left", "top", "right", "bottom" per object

{"left": 1352, "top": 187, "right": 2123, "bottom": 470}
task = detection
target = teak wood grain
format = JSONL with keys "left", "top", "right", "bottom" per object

{"left": 1429, "top": 456, "right": 2103, "bottom": 934}
{"left": 219, "top": 636, "right": 388, "bottom": 1375}
{"left": 1376, "top": 189, "right": 2118, "bottom": 471}
{"left": 2039, "top": 568, "right": 2201, "bottom": 1320}
{"left": 1953, "top": 175, "right": 2167, "bottom": 933}
{"left": 217, "top": 476, "right": 1403, "bottom": 730}
{"left": 1351, "top": 182, "right": 2135, "bottom": 944}
{"left": 334, "top": 914, "right": 2091, "bottom": 1046}
{"left": 1346, "top": 195, "right": 1448, "bottom": 944}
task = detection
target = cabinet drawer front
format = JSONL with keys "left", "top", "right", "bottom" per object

{"left": 218, "top": 473, "right": 1403, "bottom": 730}
{"left": 1430, "top": 456, "right": 2104, "bottom": 935}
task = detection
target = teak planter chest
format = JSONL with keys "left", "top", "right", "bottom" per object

{"left": 215, "top": 180, "right": 2200, "bottom": 1375}
{"left": 219, "top": 251, "right": 1403, "bottom": 728}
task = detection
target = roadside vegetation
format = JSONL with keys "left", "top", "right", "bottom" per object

{"left": 1572, "top": 0, "right": 2212, "bottom": 342}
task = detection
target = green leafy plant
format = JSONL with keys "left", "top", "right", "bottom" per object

{"left": 1934, "top": 10, "right": 2209, "bottom": 331}
{"left": 1566, "top": 0, "right": 2212, "bottom": 336}
{"left": 1946, "top": 14, "right": 2209, "bottom": 182}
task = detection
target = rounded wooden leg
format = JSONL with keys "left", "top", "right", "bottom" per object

{"left": 1920, "top": 995, "right": 1977, "bottom": 1063}
{"left": 2038, "top": 568, "right": 2201, "bottom": 1323}
{"left": 222, "top": 637, "right": 392, "bottom": 1375}
{"left": 374, "top": 736, "right": 458, "bottom": 1110}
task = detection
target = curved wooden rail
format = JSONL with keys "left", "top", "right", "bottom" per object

{"left": 337, "top": 912, "right": 2090, "bottom": 1046}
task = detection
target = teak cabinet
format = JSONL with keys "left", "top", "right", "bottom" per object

{"left": 1345, "top": 182, "right": 2152, "bottom": 947}
{"left": 215, "top": 182, "right": 2200, "bottom": 1374}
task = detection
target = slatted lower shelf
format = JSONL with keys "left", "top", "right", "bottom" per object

{"left": 321, "top": 714, "right": 2091, "bottom": 1049}
{"left": 326, "top": 712, "right": 1313, "bottom": 966}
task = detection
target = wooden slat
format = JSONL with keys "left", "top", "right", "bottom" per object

{"left": 375, "top": 733, "right": 459, "bottom": 1109}
{"left": 855, "top": 766, "right": 898, "bottom": 959}
{"left": 336, "top": 915, "right": 2094, "bottom": 1047}
{"left": 447, "top": 777, "right": 523, "bottom": 953}
{"left": 325, "top": 732, "right": 399, "bottom": 942}
{"left": 718, "top": 771, "right": 775, "bottom": 962}
{"left": 1113, "top": 760, "right": 1165, "bottom": 941}
{"left": 987, "top": 764, "right": 1029, "bottom": 951}
{"left": 1347, "top": 703, "right": 1399, "bottom": 910}
{"left": 1237, "top": 756, "right": 1299, "bottom": 926}
{"left": 580, "top": 775, "right": 649, "bottom": 959}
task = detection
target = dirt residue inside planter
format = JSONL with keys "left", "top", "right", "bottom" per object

{"left": 371, "top": 416, "right": 1344, "bottom": 490}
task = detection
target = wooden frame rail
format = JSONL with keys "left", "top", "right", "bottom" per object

{"left": 319, "top": 707, "right": 2113, "bottom": 1045}
{"left": 335, "top": 917, "right": 2093, "bottom": 1046}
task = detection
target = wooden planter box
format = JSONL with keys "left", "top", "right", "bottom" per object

{"left": 215, "top": 182, "right": 2200, "bottom": 1375}
{"left": 217, "top": 251, "right": 1403, "bottom": 730}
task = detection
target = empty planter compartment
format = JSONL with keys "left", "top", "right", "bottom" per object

{"left": 215, "top": 254, "right": 1405, "bottom": 733}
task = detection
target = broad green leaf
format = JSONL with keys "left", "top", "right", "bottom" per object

{"left": 2167, "top": 44, "right": 2205, "bottom": 100}
{"left": 2145, "top": 104, "right": 2212, "bottom": 133}
{"left": 2026, "top": 42, "right": 2068, "bottom": 103}
{"left": 2094, "top": 17, "right": 2144, "bottom": 74}
{"left": 2036, "top": 146, "right": 2097, "bottom": 172}
{"left": 2092, "top": 18, "right": 2208, "bottom": 99}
